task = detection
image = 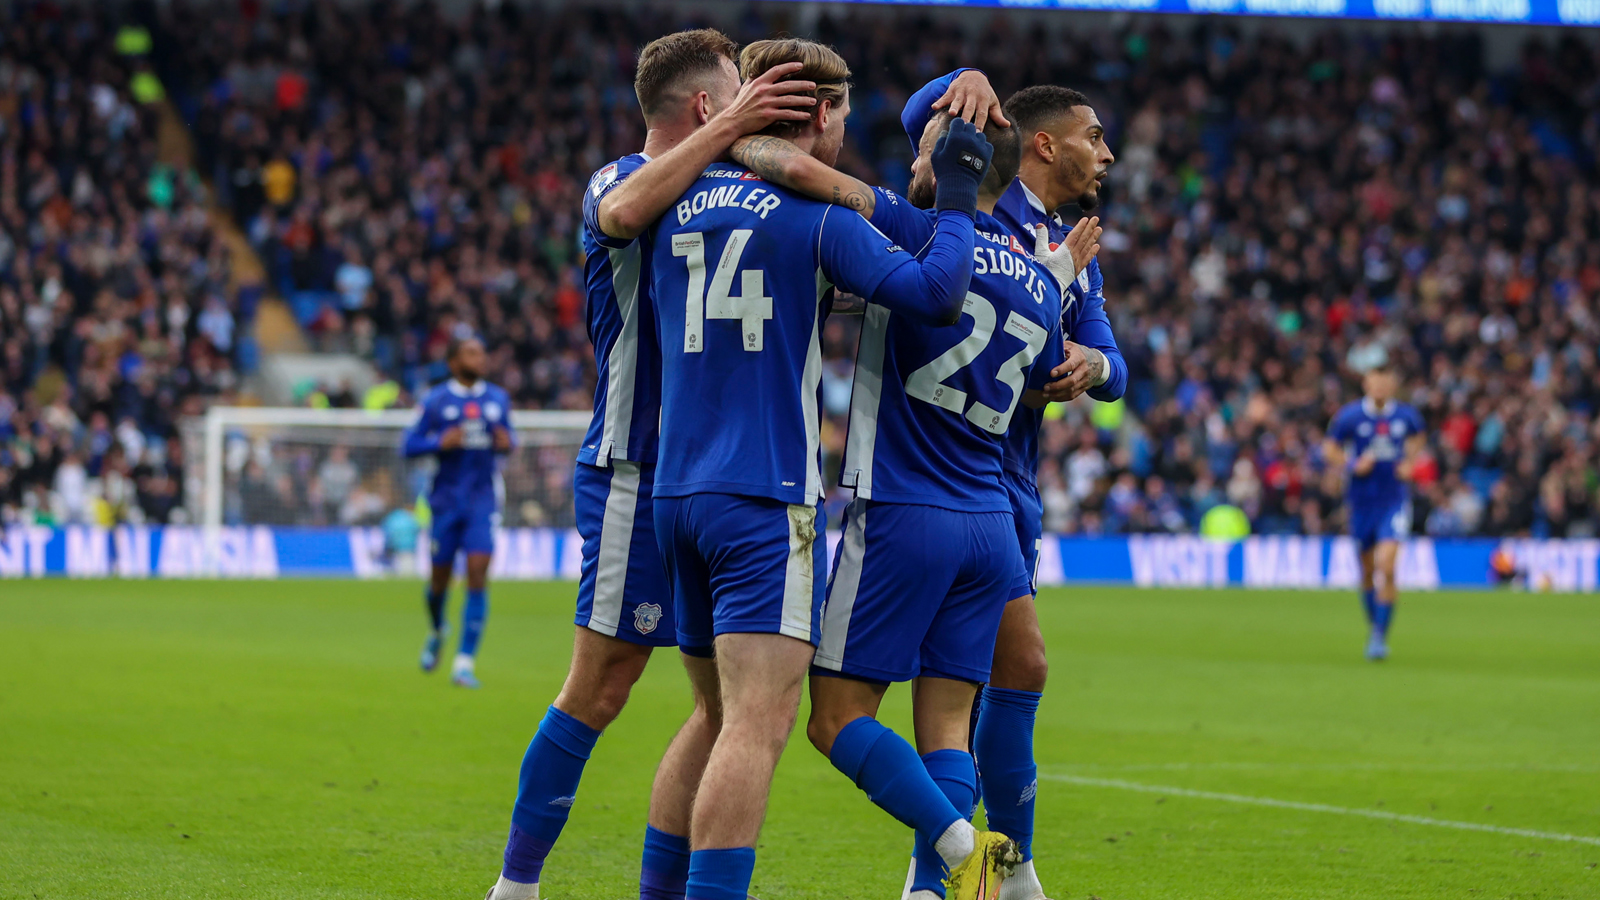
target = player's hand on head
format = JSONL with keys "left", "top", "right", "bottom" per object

{"left": 723, "top": 62, "right": 817, "bottom": 134}
{"left": 930, "top": 118, "right": 993, "bottom": 214}
{"left": 440, "top": 426, "right": 464, "bottom": 450}
{"left": 932, "top": 70, "right": 1009, "bottom": 131}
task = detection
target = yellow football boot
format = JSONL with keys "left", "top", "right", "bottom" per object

{"left": 943, "top": 831, "right": 1023, "bottom": 900}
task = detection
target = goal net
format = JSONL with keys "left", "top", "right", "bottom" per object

{"left": 186, "top": 407, "right": 592, "bottom": 531}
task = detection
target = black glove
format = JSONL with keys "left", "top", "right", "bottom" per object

{"left": 931, "top": 118, "right": 993, "bottom": 215}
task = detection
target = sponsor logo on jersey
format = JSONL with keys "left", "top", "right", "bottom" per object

{"left": 591, "top": 163, "right": 619, "bottom": 198}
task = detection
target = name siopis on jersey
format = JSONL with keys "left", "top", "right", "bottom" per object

{"left": 972, "top": 234, "right": 1049, "bottom": 305}
{"left": 675, "top": 184, "right": 783, "bottom": 225}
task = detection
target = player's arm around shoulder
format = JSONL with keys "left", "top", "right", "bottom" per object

{"left": 597, "top": 63, "right": 819, "bottom": 240}
{"left": 730, "top": 134, "right": 876, "bottom": 218}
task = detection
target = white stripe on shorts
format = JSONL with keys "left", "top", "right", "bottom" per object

{"left": 814, "top": 498, "right": 867, "bottom": 669}
{"left": 589, "top": 460, "right": 641, "bottom": 636}
{"left": 781, "top": 502, "right": 820, "bottom": 642}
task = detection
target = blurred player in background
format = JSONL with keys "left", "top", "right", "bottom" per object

{"left": 1325, "top": 362, "right": 1426, "bottom": 661}
{"left": 646, "top": 36, "right": 990, "bottom": 900}
{"left": 483, "top": 29, "right": 817, "bottom": 900}
{"left": 401, "top": 335, "right": 514, "bottom": 689}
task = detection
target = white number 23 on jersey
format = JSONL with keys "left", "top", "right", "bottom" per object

{"left": 906, "top": 292, "right": 1048, "bottom": 435}
{"left": 673, "top": 230, "right": 773, "bottom": 353}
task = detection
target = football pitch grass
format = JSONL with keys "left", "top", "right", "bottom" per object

{"left": 2, "top": 580, "right": 1597, "bottom": 899}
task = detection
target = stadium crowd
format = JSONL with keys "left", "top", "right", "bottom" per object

{"left": 6, "top": 1, "right": 1599, "bottom": 540}
{"left": 0, "top": 4, "right": 256, "bottom": 527}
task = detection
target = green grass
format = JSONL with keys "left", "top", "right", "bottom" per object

{"left": 2, "top": 580, "right": 1597, "bottom": 899}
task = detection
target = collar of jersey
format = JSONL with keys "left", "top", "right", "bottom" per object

{"left": 447, "top": 379, "right": 487, "bottom": 398}
{"left": 1362, "top": 396, "right": 1392, "bottom": 417}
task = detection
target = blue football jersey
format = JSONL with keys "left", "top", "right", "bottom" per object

{"left": 989, "top": 181, "right": 1127, "bottom": 480}
{"left": 841, "top": 188, "right": 1066, "bottom": 512}
{"left": 578, "top": 153, "right": 660, "bottom": 467}
{"left": 402, "top": 379, "right": 514, "bottom": 511}
{"left": 650, "top": 165, "right": 968, "bottom": 506}
{"left": 1328, "top": 398, "right": 1426, "bottom": 509}
{"left": 899, "top": 71, "right": 1129, "bottom": 485}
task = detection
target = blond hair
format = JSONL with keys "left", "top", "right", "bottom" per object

{"left": 738, "top": 38, "right": 851, "bottom": 139}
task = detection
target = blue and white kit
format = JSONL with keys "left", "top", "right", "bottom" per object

{"left": 1328, "top": 397, "right": 1426, "bottom": 549}
{"left": 901, "top": 70, "right": 1130, "bottom": 596}
{"left": 817, "top": 191, "right": 1065, "bottom": 683}
{"left": 650, "top": 164, "right": 978, "bottom": 649}
{"left": 402, "top": 379, "right": 515, "bottom": 564}
{"left": 574, "top": 153, "right": 676, "bottom": 647}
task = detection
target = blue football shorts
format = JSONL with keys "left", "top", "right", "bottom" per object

{"left": 1002, "top": 470, "right": 1044, "bottom": 600}
{"left": 430, "top": 503, "right": 497, "bottom": 565}
{"left": 1350, "top": 499, "right": 1410, "bottom": 551}
{"left": 654, "top": 492, "right": 826, "bottom": 649}
{"left": 572, "top": 459, "right": 678, "bottom": 647}
{"left": 813, "top": 498, "right": 1024, "bottom": 684}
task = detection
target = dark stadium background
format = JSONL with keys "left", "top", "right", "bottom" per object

{"left": 2, "top": 0, "right": 1598, "bottom": 541}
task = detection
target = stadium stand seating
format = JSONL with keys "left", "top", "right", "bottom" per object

{"left": 3, "top": 1, "right": 1598, "bottom": 538}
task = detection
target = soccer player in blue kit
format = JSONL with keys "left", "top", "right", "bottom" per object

{"left": 1325, "top": 363, "right": 1426, "bottom": 661}
{"left": 805, "top": 108, "right": 1076, "bottom": 900}
{"left": 483, "top": 30, "right": 819, "bottom": 900}
{"left": 402, "top": 335, "right": 514, "bottom": 689}
{"left": 646, "top": 37, "right": 999, "bottom": 900}
{"left": 732, "top": 69, "right": 1126, "bottom": 900}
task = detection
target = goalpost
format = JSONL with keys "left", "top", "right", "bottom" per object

{"left": 191, "top": 407, "right": 593, "bottom": 530}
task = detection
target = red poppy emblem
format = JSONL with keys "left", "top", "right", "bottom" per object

{"left": 465, "top": 402, "right": 481, "bottom": 419}
{"left": 1376, "top": 421, "right": 1389, "bottom": 435}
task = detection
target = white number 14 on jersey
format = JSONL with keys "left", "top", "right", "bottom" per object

{"left": 672, "top": 230, "right": 773, "bottom": 353}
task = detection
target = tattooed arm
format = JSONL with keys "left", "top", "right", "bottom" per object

{"left": 730, "top": 135, "right": 876, "bottom": 218}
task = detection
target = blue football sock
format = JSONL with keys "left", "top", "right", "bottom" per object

{"left": 1373, "top": 600, "right": 1395, "bottom": 636}
{"left": 974, "top": 686, "right": 1041, "bottom": 861}
{"left": 910, "top": 749, "right": 980, "bottom": 897}
{"left": 1361, "top": 589, "right": 1377, "bottom": 625}
{"left": 829, "top": 717, "right": 964, "bottom": 843}
{"left": 425, "top": 587, "right": 446, "bottom": 631}
{"left": 968, "top": 690, "right": 985, "bottom": 807}
{"left": 460, "top": 588, "right": 488, "bottom": 657}
{"left": 503, "top": 706, "right": 601, "bottom": 883}
{"left": 685, "top": 847, "right": 756, "bottom": 900}
{"left": 640, "top": 825, "right": 691, "bottom": 900}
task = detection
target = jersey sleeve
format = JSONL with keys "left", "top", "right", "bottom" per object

{"left": 866, "top": 187, "right": 936, "bottom": 252}
{"left": 402, "top": 396, "right": 443, "bottom": 458}
{"left": 901, "top": 69, "right": 977, "bottom": 155}
{"left": 1405, "top": 404, "right": 1427, "bottom": 436}
{"left": 816, "top": 206, "right": 920, "bottom": 302}
{"left": 582, "top": 156, "right": 646, "bottom": 250}
{"left": 493, "top": 390, "right": 517, "bottom": 454}
{"left": 1027, "top": 315, "right": 1069, "bottom": 392}
{"left": 1327, "top": 406, "right": 1354, "bottom": 443}
{"left": 1070, "top": 275, "right": 1128, "bottom": 402}
{"left": 820, "top": 207, "right": 975, "bottom": 326}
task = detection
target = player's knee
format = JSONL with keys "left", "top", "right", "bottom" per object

{"left": 994, "top": 650, "right": 1048, "bottom": 692}
{"left": 805, "top": 711, "right": 838, "bottom": 756}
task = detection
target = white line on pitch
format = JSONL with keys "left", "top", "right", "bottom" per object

{"left": 1040, "top": 773, "right": 1600, "bottom": 846}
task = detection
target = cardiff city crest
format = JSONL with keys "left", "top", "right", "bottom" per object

{"left": 633, "top": 602, "right": 664, "bottom": 635}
